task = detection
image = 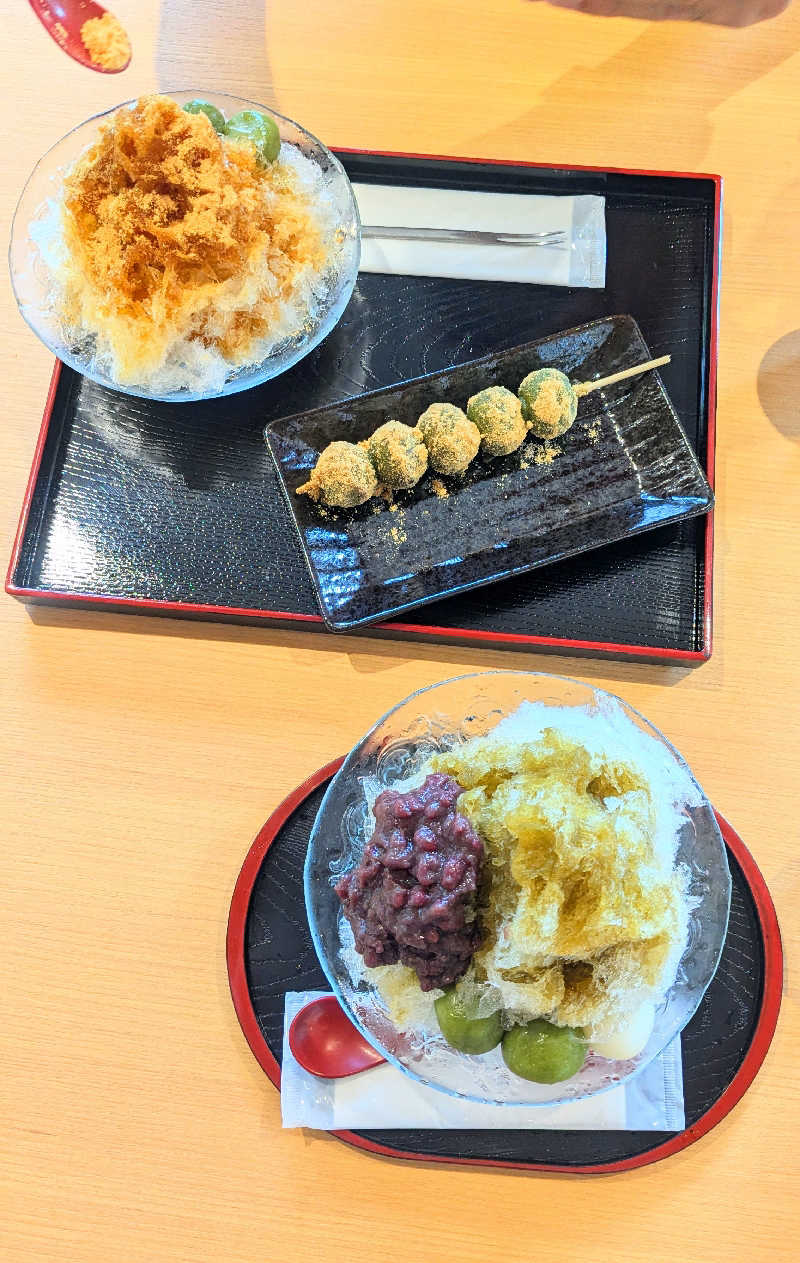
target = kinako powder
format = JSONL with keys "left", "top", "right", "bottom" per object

{"left": 59, "top": 95, "right": 327, "bottom": 386}
{"left": 80, "top": 13, "right": 131, "bottom": 71}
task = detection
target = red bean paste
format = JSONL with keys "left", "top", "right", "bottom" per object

{"left": 335, "top": 773, "right": 484, "bottom": 991}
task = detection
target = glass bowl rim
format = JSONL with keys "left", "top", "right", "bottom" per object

{"left": 304, "top": 669, "right": 732, "bottom": 1107}
{"left": 8, "top": 89, "right": 361, "bottom": 404}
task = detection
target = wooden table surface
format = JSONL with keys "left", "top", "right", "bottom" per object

{"left": 2, "top": 2, "right": 799, "bottom": 1259}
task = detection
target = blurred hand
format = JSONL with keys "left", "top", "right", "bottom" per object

{"left": 541, "top": 0, "right": 790, "bottom": 25}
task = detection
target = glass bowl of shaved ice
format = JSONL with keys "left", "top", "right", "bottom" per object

{"left": 305, "top": 672, "right": 731, "bottom": 1107}
{"left": 9, "top": 92, "right": 360, "bottom": 403}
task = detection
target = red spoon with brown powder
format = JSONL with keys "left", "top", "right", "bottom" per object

{"left": 28, "top": 1, "right": 131, "bottom": 74}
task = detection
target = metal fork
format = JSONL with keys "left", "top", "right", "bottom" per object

{"left": 361, "top": 225, "right": 568, "bottom": 249}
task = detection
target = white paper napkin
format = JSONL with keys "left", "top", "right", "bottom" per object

{"left": 352, "top": 184, "right": 606, "bottom": 288}
{"left": 281, "top": 992, "right": 685, "bottom": 1131}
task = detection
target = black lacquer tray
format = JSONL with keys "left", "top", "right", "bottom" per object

{"left": 227, "top": 760, "right": 781, "bottom": 1174}
{"left": 7, "top": 152, "right": 720, "bottom": 663}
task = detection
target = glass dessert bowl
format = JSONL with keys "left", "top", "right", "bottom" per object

{"left": 304, "top": 672, "right": 731, "bottom": 1107}
{"left": 9, "top": 92, "right": 361, "bottom": 403}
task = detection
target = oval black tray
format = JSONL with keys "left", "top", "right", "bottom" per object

{"left": 227, "top": 760, "right": 781, "bottom": 1173}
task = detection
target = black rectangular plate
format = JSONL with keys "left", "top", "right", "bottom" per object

{"left": 7, "top": 152, "right": 719, "bottom": 662}
{"left": 266, "top": 315, "right": 712, "bottom": 630}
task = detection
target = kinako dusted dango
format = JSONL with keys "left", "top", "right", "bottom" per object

{"left": 466, "top": 386, "right": 527, "bottom": 457}
{"left": 294, "top": 353, "right": 671, "bottom": 510}
{"left": 367, "top": 421, "right": 428, "bottom": 489}
{"left": 517, "top": 354, "right": 672, "bottom": 440}
{"left": 296, "top": 441, "right": 378, "bottom": 508}
{"left": 518, "top": 368, "right": 578, "bottom": 439}
{"left": 417, "top": 404, "right": 481, "bottom": 475}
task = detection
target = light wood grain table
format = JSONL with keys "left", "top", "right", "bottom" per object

{"left": 2, "top": 2, "right": 799, "bottom": 1260}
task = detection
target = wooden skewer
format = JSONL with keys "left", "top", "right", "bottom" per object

{"left": 573, "top": 354, "right": 671, "bottom": 399}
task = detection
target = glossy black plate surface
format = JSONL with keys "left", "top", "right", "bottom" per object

{"left": 8, "top": 153, "right": 718, "bottom": 659}
{"left": 266, "top": 315, "right": 712, "bottom": 630}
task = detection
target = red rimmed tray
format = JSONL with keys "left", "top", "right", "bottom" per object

{"left": 7, "top": 151, "right": 719, "bottom": 663}
{"left": 227, "top": 759, "right": 781, "bottom": 1174}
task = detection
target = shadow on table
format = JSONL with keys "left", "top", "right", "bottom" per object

{"left": 23, "top": 603, "right": 693, "bottom": 689}
{"left": 155, "top": 0, "right": 275, "bottom": 103}
{"left": 470, "top": 22, "right": 795, "bottom": 170}
{"left": 758, "top": 329, "right": 800, "bottom": 441}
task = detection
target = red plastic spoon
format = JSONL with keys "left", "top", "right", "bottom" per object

{"left": 289, "top": 996, "right": 386, "bottom": 1078}
{"left": 28, "top": 1, "right": 131, "bottom": 74}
